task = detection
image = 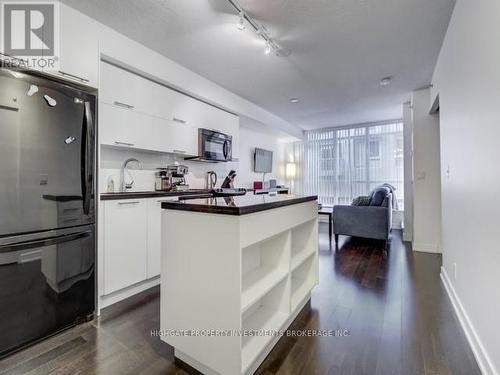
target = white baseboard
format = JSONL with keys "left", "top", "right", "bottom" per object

{"left": 403, "top": 229, "right": 412, "bottom": 242}
{"left": 440, "top": 267, "right": 498, "bottom": 375}
{"left": 98, "top": 276, "right": 160, "bottom": 312}
{"left": 412, "top": 242, "right": 440, "bottom": 253}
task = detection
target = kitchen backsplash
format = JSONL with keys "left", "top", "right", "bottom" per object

{"left": 100, "top": 146, "right": 240, "bottom": 192}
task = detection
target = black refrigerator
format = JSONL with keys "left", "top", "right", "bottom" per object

{"left": 0, "top": 67, "right": 96, "bottom": 358}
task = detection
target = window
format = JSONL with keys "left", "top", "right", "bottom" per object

{"left": 303, "top": 121, "right": 404, "bottom": 209}
{"left": 369, "top": 139, "right": 380, "bottom": 159}
{"left": 353, "top": 139, "right": 365, "bottom": 168}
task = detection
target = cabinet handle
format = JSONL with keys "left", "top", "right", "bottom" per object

{"left": 118, "top": 201, "right": 140, "bottom": 205}
{"left": 114, "top": 141, "right": 135, "bottom": 147}
{"left": 62, "top": 208, "right": 79, "bottom": 213}
{"left": 58, "top": 70, "right": 90, "bottom": 83}
{"left": 172, "top": 117, "right": 186, "bottom": 124}
{"left": 173, "top": 149, "right": 186, "bottom": 154}
{"left": 113, "top": 101, "right": 135, "bottom": 109}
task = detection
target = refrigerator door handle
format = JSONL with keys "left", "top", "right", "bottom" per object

{"left": 82, "top": 101, "right": 95, "bottom": 215}
{"left": 0, "top": 230, "right": 93, "bottom": 254}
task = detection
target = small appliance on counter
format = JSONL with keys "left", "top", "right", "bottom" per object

{"left": 206, "top": 171, "right": 217, "bottom": 189}
{"left": 155, "top": 168, "right": 172, "bottom": 191}
{"left": 253, "top": 181, "right": 263, "bottom": 190}
{"left": 167, "top": 164, "right": 190, "bottom": 191}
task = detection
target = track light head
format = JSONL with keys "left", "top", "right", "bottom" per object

{"left": 237, "top": 11, "right": 246, "bottom": 30}
{"left": 264, "top": 41, "right": 272, "bottom": 55}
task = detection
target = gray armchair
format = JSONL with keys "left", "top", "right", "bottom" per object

{"left": 332, "top": 186, "right": 393, "bottom": 249}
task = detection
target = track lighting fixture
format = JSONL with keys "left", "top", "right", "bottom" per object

{"left": 227, "top": 0, "right": 290, "bottom": 57}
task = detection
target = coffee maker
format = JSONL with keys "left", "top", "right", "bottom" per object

{"left": 155, "top": 168, "right": 172, "bottom": 191}
{"left": 167, "top": 164, "right": 190, "bottom": 191}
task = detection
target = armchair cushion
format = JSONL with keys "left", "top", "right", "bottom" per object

{"left": 369, "top": 186, "right": 391, "bottom": 206}
{"left": 351, "top": 196, "right": 371, "bottom": 206}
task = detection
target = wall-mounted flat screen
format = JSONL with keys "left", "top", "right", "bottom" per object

{"left": 254, "top": 148, "right": 273, "bottom": 173}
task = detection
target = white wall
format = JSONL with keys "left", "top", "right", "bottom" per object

{"left": 402, "top": 102, "right": 414, "bottom": 241}
{"left": 432, "top": 0, "right": 500, "bottom": 373}
{"left": 236, "top": 119, "right": 287, "bottom": 188}
{"left": 411, "top": 89, "right": 442, "bottom": 253}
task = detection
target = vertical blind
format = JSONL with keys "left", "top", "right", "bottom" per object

{"left": 289, "top": 121, "right": 404, "bottom": 208}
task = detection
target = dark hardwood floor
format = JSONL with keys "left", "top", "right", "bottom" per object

{"left": 0, "top": 225, "right": 480, "bottom": 375}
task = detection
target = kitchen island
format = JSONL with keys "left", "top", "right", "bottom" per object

{"left": 160, "top": 194, "right": 319, "bottom": 375}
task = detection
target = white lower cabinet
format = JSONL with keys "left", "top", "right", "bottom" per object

{"left": 103, "top": 197, "right": 177, "bottom": 297}
{"left": 103, "top": 200, "right": 148, "bottom": 295}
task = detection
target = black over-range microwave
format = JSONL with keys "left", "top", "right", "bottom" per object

{"left": 196, "top": 128, "right": 232, "bottom": 162}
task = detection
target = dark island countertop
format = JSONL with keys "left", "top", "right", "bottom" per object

{"left": 43, "top": 194, "right": 83, "bottom": 202}
{"left": 100, "top": 189, "right": 212, "bottom": 200}
{"left": 161, "top": 194, "right": 318, "bottom": 216}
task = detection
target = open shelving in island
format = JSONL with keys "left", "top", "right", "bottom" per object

{"left": 160, "top": 194, "right": 319, "bottom": 375}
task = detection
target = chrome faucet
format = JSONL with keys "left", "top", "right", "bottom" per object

{"left": 120, "top": 158, "right": 142, "bottom": 192}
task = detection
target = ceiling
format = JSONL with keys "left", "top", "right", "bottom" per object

{"left": 60, "top": 0, "right": 455, "bottom": 130}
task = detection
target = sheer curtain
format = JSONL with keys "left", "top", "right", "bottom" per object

{"left": 301, "top": 121, "right": 404, "bottom": 208}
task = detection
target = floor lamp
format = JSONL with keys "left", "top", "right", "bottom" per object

{"left": 286, "top": 162, "right": 296, "bottom": 194}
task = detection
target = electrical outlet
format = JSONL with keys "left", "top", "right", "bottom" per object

{"left": 39, "top": 174, "right": 49, "bottom": 185}
{"left": 416, "top": 171, "right": 426, "bottom": 180}
{"left": 453, "top": 263, "right": 457, "bottom": 280}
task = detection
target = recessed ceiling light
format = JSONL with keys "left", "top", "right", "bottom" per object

{"left": 380, "top": 76, "right": 392, "bottom": 86}
{"left": 290, "top": 98, "right": 299, "bottom": 103}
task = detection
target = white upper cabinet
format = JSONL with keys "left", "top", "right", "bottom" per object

{"left": 100, "top": 62, "right": 153, "bottom": 114}
{"left": 52, "top": 4, "right": 99, "bottom": 87}
{"left": 150, "top": 83, "right": 181, "bottom": 121}
{"left": 151, "top": 117, "right": 197, "bottom": 156}
{"left": 100, "top": 102, "right": 153, "bottom": 150}
{"left": 99, "top": 61, "right": 239, "bottom": 158}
